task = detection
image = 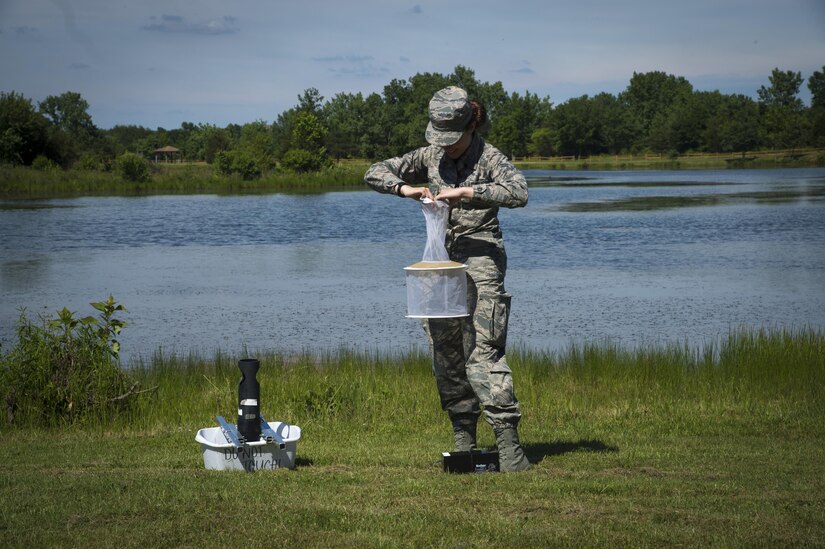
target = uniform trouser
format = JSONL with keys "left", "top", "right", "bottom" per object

{"left": 425, "top": 242, "right": 522, "bottom": 430}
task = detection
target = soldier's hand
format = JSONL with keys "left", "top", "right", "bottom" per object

{"left": 434, "top": 186, "right": 473, "bottom": 204}
{"left": 399, "top": 185, "right": 433, "bottom": 201}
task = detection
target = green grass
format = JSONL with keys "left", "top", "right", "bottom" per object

{"left": 3, "top": 149, "right": 824, "bottom": 199}
{"left": 0, "top": 162, "right": 370, "bottom": 198}
{"left": 1, "top": 328, "right": 824, "bottom": 547}
{"left": 514, "top": 148, "right": 825, "bottom": 171}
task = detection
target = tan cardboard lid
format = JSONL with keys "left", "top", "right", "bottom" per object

{"left": 404, "top": 261, "right": 467, "bottom": 271}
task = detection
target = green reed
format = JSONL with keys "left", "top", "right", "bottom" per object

{"left": 2, "top": 327, "right": 823, "bottom": 547}
{"left": 0, "top": 163, "right": 370, "bottom": 198}
{"left": 104, "top": 327, "right": 825, "bottom": 443}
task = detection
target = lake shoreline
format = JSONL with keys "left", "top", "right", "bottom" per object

{"left": 2, "top": 168, "right": 824, "bottom": 361}
{"left": 2, "top": 149, "right": 824, "bottom": 199}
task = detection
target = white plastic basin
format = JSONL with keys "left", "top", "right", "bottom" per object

{"left": 195, "top": 421, "right": 301, "bottom": 471}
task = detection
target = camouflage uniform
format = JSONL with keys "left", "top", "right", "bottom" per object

{"left": 364, "top": 131, "right": 528, "bottom": 431}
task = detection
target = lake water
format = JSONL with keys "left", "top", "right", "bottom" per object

{"left": 2, "top": 168, "right": 824, "bottom": 363}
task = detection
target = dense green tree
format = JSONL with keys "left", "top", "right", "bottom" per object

{"left": 647, "top": 91, "right": 725, "bottom": 153}
{"left": 269, "top": 88, "right": 326, "bottom": 160}
{"left": 590, "top": 92, "right": 634, "bottom": 154}
{"left": 678, "top": 92, "right": 723, "bottom": 152}
{"left": 269, "top": 87, "right": 327, "bottom": 161}
{"left": 271, "top": 108, "right": 297, "bottom": 159}
{"left": 455, "top": 67, "right": 510, "bottom": 125}
{"left": 4, "top": 65, "right": 825, "bottom": 171}
{"left": 37, "top": 91, "right": 100, "bottom": 167}
{"left": 758, "top": 68, "right": 804, "bottom": 111}
{"left": 528, "top": 127, "right": 554, "bottom": 157}
{"left": 762, "top": 105, "right": 809, "bottom": 150}
{"left": 281, "top": 111, "right": 330, "bottom": 172}
{"left": 809, "top": 109, "right": 825, "bottom": 148}
{"left": 704, "top": 94, "right": 762, "bottom": 153}
{"left": 238, "top": 120, "right": 276, "bottom": 170}
{"left": 809, "top": 67, "right": 825, "bottom": 108}
{"left": 380, "top": 78, "right": 415, "bottom": 157}
{"left": 489, "top": 91, "right": 552, "bottom": 158}
{"left": 549, "top": 93, "right": 632, "bottom": 157}
{"left": 449, "top": 65, "right": 482, "bottom": 99}
{"left": 104, "top": 125, "right": 153, "bottom": 153}
{"left": 38, "top": 92, "right": 96, "bottom": 141}
{"left": 358, "top": 92, "right": 389, "bottom": 159}
{"left": 0, "top": 91, "right": 49, "bottom": 165}
{"left": 807, "top": 67, "right": 825, "bottom": 147}
{"left": 199, "top": 124, "right": 231, "bottom": 163}
{"left": 620, "top": 71, "right": 693, "bottom": 149}
{"left": 291, "top": 111, "right": 326, "bottom": 151}
{"left": 225, "top": 123, "right": 242, "bottom": 145}
{"left": 808, "top": 66, "right": 825, "bottom": 109}
{"left": 757, "top": 68, "right": 806, "bottom": 149}
{"left": 297, "top": 87, "right": 324, "bottom": 115}
{"left": 323, "top": 92, "right": 367, "bottom": 159}
{"left": 546, "top": 91, "right": 637, "bottom": 157}
{"left": 551, "top": 95, "right": 599, "bottom": 157}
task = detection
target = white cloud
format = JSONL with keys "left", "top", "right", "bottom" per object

{"left": 141, "top": 14, "right": 238, "bottom": 35}
{"left": 2, "top": 0, "right": 823, "bottom": 128}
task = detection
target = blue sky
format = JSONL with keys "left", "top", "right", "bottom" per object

{"left": 2, "top": 0, "right": 824, "bottom": 129}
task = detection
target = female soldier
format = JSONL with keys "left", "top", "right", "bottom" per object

{"left": 364, "top": 86, "right": 530, "bottom": 472}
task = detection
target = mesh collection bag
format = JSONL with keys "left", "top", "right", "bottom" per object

{"left": 404, "top": 199, "right": 468, "bottom": 318}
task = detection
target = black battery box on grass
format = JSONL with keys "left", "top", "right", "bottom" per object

{"left": 442, "top": 449, "right": 499, "bottom": 473}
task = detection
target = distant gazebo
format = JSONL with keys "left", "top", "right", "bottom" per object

{"left": 153, "top": 146, "right": 181, "bottom": 163}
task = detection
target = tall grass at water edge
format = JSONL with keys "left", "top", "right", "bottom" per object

{"left": 3, "top": 325, "right": 820, "bottom": 440}
{"left": 115, "top": 328, "right": 823, "bottom": 445}
{"left": 4, "top": 151, "right": 825, "bottom": 199}
{"left": 0, "top": 162, "right": 369, "bottom": 198}
{"left": 1, "top": 327, "right": 823, "bottom": 547}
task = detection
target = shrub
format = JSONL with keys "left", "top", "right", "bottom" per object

{"left": 229, "top": 149, "right": 262, "bottom": 180}
{"left": 0, "top": 296, "right": 134, "bottom": 426}
{"left": 31, "top": 154, "right": 59, "bottom": 171}
{"left": 212, "top": 149, "right": 263, "bottom": 180}
{"left": 281, "top": 148, "right": 330, "bottom": 173}
{"left": 213, "top": 150, "right": 233, "bottom": 176}
{"left": 75, "top": 152, "right": 112, "bottom": 172}
{"left": 116, "top": 152, "right": 150, "bottom": 182}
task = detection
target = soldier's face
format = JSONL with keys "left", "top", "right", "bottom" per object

{"left": 442, "top": 129, "right": 473, "bottom": 159}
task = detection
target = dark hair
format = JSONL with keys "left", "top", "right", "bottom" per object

{"left": 469, "top": 100, "right": 488, "bottom": 131}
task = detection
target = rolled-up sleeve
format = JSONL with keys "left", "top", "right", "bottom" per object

{"left": 364, "top": 148, "right": 429, "bottom": 194}
{"left": 468, "top": 151, "right": 528, "bottom": 209}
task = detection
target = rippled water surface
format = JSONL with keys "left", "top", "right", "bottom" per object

{"left": 2, "top": 168, "right": 824, "bottom": 362}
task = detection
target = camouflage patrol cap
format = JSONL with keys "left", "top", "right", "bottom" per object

{"left": 425, "top": 86, "right": 473, "bottom": 146}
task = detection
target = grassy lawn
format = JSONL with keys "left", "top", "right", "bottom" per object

{"left": 1, "top": 330, "right": 823, "bottom": 547}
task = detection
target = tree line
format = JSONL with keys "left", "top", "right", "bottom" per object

{"left": 2, "top": 65, "right": 824, "bottom": 178}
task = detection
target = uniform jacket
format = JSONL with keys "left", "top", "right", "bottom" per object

{"left": 364, "top": 134, "right": 528, "bottom": 247}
